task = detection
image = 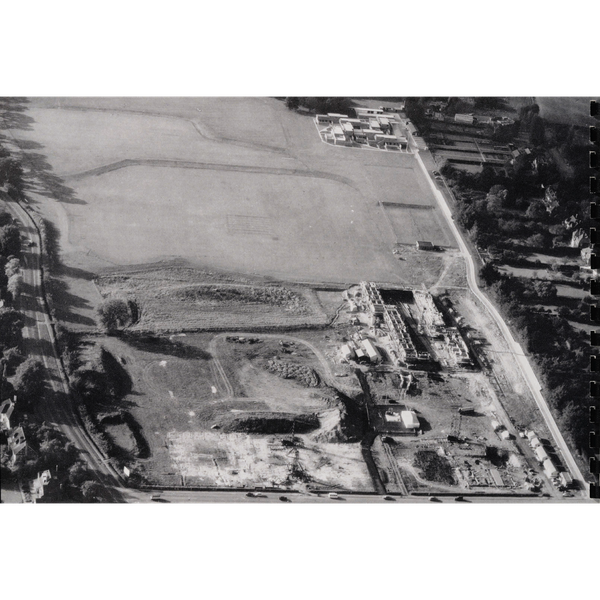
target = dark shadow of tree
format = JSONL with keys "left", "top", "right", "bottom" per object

{"left": 1, "top": 98, "right": 86, "bottom": 206}
{"left": 0, "top": 98, "right": 34, "bottom": 131}
{"left": 46, "top": 277, "right": 97, "bottom": 327}
{"left": 20, "top": 151, "right": 86, "bottom": 205}
{"left": 121, "top": 334, "right": 212, "bottom": 361}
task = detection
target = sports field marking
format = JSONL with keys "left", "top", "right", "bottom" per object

{"left": 226, "top": 214, "right": 273, "bottom": 236}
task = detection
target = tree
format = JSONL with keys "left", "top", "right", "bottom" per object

{"left": 1, "top": 346, "right": 24, "bottom": 375}
{"left": 97, "top": 298, "right": 131, "bottom": 332}
{"left": 13, "top": 357, "right": 46, "bottom": 406}
{"left": 81, "top": 480, "right": 104, "bottom": 502}
{"left": 284, "top": 97, "right": 300, "bottom": 110}
{"left": 68, "top": 461, "right": 90, "bottom": 486}
{"left": 0, "top": 224, "right": 21, "bottom": 257}
{"left": 479, "top": 263, "right": 501, "bottom": 286}
{"left": 486, "top": 186, "right": 508, "bottom": 211}
{"left": 533, "top": 281, "right": 558, "bottom": 303}
{"left": 0, "top": 157, "right": 24, "bottom": 190}
{"left": 0, "top": 307, "right": 24, "bottom": 350}
{"left": 7, "top": 273, "right": 23, "bottom": 299}
{"left": 529, "top": 115, "right": 546, "bottom": 146}
{"left": 4, "top": 257, "right": 20, "bottom": 277}
{"left": 525, "top": 200, "right": 546, "bottom": 220}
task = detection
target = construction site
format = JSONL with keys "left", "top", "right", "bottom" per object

{"left": 326, "top": 282, "right": 572, "bottom": 498}
{"left": 339, "top": 282, "right": 472, "bottom": 370}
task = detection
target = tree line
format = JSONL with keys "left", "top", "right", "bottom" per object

{"left": 422, "top": 99, "right": 594, "bottom": 467}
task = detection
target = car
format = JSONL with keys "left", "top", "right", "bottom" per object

{"left": 279, "top": 496, "right": 291, "bottom": 502}
{"left": 328, "top": 492, "right": 340, "bottom": 499}
{"left": 429, "top": 496, "right": 441, "bottom": 502}
{"left": 254, "top": 492, "right": 266, "bottom": 498}
{"left": 245, "top": 492, "right": 256, "bottom": 497}
{"left": 383, "top": 495, "right": 395, "bottom": 501}
{"left": 454, "top": 496, "right": 465, "bottom": 502}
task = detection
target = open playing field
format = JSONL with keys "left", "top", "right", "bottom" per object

{"left": 16, "top": 97, "right": 457, "bottom": 287}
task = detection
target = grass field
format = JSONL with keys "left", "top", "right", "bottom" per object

{"left": 15, "top": 97, "right": 457, "bottom": 288}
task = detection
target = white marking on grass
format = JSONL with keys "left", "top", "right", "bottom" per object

{"left": 211, "top": 386, "right": 217, "bottom": 394}
{"left": 159, "top": 360, "right": 167, "bottom": 367}
{"left": 189, "top": 411, "right": 196, "bottom": 417}
{"left": 169, "top": 391, "right": 174, "bottom": 399}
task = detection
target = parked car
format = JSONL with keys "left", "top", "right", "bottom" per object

{"left": 328, "top": 492, "right": 340, "bottom": 499}
{"left": 245, "top": 492, "right": 256, "bottom": 497}
{"left": 383, "top": 495, "right": 395, "bottom": 501}
{"left": 454, "top": 496, "right": 465, "bottom": 502}
{"left": 279, "top": 496, "right": 291, "bottom": 502}
{"left": 429, "top": 496, "right": 441, "bottom": 502}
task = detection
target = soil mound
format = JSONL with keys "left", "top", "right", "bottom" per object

{"left": 218, "top": 412, "right": 319, "bottom": 434}
{"left": 267, "top": 359, "right": 320, "bottom": 387}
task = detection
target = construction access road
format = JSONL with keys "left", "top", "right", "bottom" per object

{"left": 404, "top": 132, "right": 587, "bottom": 490}
{"left": 3, "top": 197, "right": 124, "bottom": 502}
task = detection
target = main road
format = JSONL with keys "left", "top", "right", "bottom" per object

{"left": 2, "top": 196, "right": 124, "bottom": 502}
{"left": 400, "top": 122, "right": 587, "bottom": 489}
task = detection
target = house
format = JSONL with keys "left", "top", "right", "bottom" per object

{"left": 581, "top": 247, "right": 592, "bottom": 264}
{"left": 455, "top": 113, "right": 475, "bottom": 124}
{"left": 559, "top": 472, "right": 574, "bottom": 488}
{"left": 0, "top": 398, "right": 16, "bottom": 432}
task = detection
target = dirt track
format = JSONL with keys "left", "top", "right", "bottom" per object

{"left": 208, "top": 332, "right": 361, "bottom": 398}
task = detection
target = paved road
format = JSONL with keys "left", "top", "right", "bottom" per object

{"left": 2, "top": 198, "right": 124, "bottom": 502}
{"left": 406, "top": 138, "right": 587, "bottom": 489}
{"left": 119, "top": 487, "right": 580, "bottom": 504}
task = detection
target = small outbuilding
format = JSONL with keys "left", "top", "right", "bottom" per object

{"left": 543, "top": 459, "right": 558, "bottom": 478}
{"left": 401, "top": 410, "right": 419, "bottom": 429}
{"left": 534, "top": 446, "right": 550, "bottom": 463}
{"left": 416, "top": 240, "right": 435, "bottom": 251}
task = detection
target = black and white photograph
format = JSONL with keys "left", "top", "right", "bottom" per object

{"left": 1, "top": 96, "right": 595, "bottom": 505}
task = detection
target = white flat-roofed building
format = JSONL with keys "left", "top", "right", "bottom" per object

{"left": 534, "top": 446, "right": 550, "bottom": 463}
{"left": 543, "top": 459, "right": 558, "bottom": 478}
{"left": 361, "top": 339, "right": 381, "bottom": 363}
{"left": 356, "top": 107, "right": 384, "bottom": 117}
{"left": 375, "top": 134, "right": 400, "bottom": 147}
{"left": 401, "top": 410, "right": 419, "bottom": 429}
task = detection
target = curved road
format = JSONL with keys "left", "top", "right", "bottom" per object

{"left": 3, "top": 198, "right": 124, "bottom": 501}
{"left": 410, "top": 140, "right": 587, "bottom": 488}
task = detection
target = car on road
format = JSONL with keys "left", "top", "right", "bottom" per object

{"left": 429, "top": 496, "right": 441, "bottom": 502}
{"left": 245, "top": 492, "right": 256, "bottom": 497}
{"left": 454, "top": 496, "right": 465, "bottom": 502}
{"left": 279, "top": 496, "right": 291, "bottom": 502}
{"left": 383, "top": 495, "right": 395, "bottom": 501}
{"left": 328, "top": 492, "right": 340, "bottom": 499}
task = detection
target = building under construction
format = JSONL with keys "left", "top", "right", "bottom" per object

{"left": 357, "top": 282, "right": 471, "bottom": 368}
{"left": 360, "top": 282, "right": 420, "bottom": 365}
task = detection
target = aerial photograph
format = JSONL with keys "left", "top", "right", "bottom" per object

{"left": 0, "top": 96, "right": 595, "bottom": 504}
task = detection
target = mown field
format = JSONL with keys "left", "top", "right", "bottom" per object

{"left": 15, "top": 97, "right": 456, "bottom": 288}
